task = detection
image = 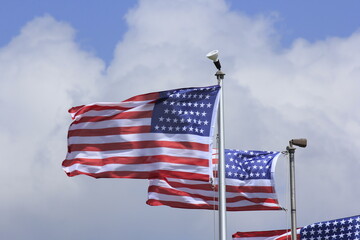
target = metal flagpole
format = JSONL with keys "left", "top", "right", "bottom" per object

{"left": 286, "top": 138, "right": 307, "bottom": 240}
{"left": 206, "top": 50, "right": 227, "bottom": 240}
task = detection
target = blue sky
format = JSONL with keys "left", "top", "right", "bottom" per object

{"left": 2, "top": 0, "right": 359, "bottom": 63}
{"left": 1, "top": 1, "right": 360, "bottom": 240}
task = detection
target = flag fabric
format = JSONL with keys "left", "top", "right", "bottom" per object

{"left": 232, "top": 229, "right": 299, "bottom": 240}
{"left": 300, "top": 215, "right": 360, "bottom": 240}
{"left": 62, "top": 85, "right": 220, "bottom": 181}
{"left": 232, "top": 215, "right": 360, "bottom": 240}
{"left": 147, "top": 149, "right": 283, "bottom": 211}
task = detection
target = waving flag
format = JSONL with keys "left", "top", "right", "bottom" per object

{"left": 147, "top": 149, "right": 283, "bottom": 211}
{"left": 232, "top": 229, "right": 299, "bottom": 240}
{"left": 232, "top": 215, "right": 360, "bottom": 240}
{"left": 62, "top": 85, "right": 220, "bottom": 181}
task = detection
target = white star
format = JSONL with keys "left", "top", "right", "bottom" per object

{"left": 206, "top": 103, "right": 212, "bottom": 108}
{"left": 166, "top": 118, "right": 171, "bottom": 122}
{"left": 155, "top": 125, "right": 160, "bottom": 130}
{"left": 164, "top": 109, "right": 169, "bottom": 113}
{"left": 159, "top": 117, "right": 164, "bottom": 122}
{"left": 200, "top": 102, "right": 205, "bottom": 107}
{"left": 178, "top": 110, "right": 183, "bottom": 114}
{"left": 203, "top": 120, "right": 209, "bottom": 125}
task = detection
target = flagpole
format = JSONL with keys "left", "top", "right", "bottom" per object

{"left": 286, "top": 138, "right": 307, "bottom": 240}
{"left": 206, "top": 50, "right": 227, "bottom": 240}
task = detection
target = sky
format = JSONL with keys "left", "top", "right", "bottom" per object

{"left": 1, "top": 0, "right": 360, "bottom": 239}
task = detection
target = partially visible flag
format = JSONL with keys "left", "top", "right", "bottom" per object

{"left": 300, "top": 215, "right": 360, "bottom": 240}
{"left": 147, "top": 149, "right": 283, "bottom": 211}
{"left": 62, "top": 85, "right": 220, "bottom": 181}
{"left": 232, "top": 215, "right": 360, "bottom": 240}
{"left": 232, "top": 229, "right": 299, "bottom": 240}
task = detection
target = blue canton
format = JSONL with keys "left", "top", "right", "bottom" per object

{"left": 224, "top": 149, "right": 279, "bottom": 181}
{"left": 301, "top": 215, "right": 360, "bottom": 240}
{"left": 151, "top": 85, "right": 220, "bottom": 137}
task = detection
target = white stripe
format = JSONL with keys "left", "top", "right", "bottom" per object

{"left": 167, "top": 177, "right": 273, "bottom": 188}
{"left": 72, "top": 101, "right": 155, "bottom": 119}
{"left": 63, "top": 162, "right": 209, "bottom": 175}
{"left": 68, "top": 132, "right": 210, "bottom": 145}
{"left": 66, "top": 147, "right": 210, "bottom": 160}
{"left": 69, "top": 118, "right": 152, "bottom": 130}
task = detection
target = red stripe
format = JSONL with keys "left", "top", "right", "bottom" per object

{"left": 68, "top": 125, "right": 151, "bottom": 137}
{"left": 65, "top": 170, "right": 209, "bottom": 181}
{"left": 232, "top": 230, "right": 300, "bottom": 240}
{"left": 62, "top": 155, "right": 209, "bottom": 167}
{"left": 68, "top": 140, "right": 209, "bottom": 152}
{"left": 72, "top": 110, "right": 153, "bottom": 124}
{"left": 123, "top": 92, "right": 159, "bottom": 102}
{"left": 233, "top": 230, "right": 291, "bottom": 238}
{"left": 225, "top": 185, "right": 276, "bottom": 194}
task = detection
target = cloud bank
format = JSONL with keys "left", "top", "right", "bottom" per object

{"left": 1, "top": 0, "right": 359, "bottom": 239}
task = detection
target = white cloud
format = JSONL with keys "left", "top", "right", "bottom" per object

{"left": 1, "top": 0, "right": 359, "bottom": 239}
{"left": 0, "top": 15, "right": 105, "bottom": 236}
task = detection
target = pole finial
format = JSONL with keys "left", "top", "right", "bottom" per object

{"left": 206, "top": 50, "right": 222, "bottom": 70}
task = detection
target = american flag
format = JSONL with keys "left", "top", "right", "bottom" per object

{"left": 62, "top": 85, "right": 220, "bottom": 181}
{"left": 233, "top": 229, "right": 299, "bottom": 240}
{"left": 232, "top": 215, "right": 360, "bottom": 240}
{"left": 300, "top": 215, "right": 360, "bottom": 240}
{"left": 147, "top": 149, "right": 283, "bottom": 211}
